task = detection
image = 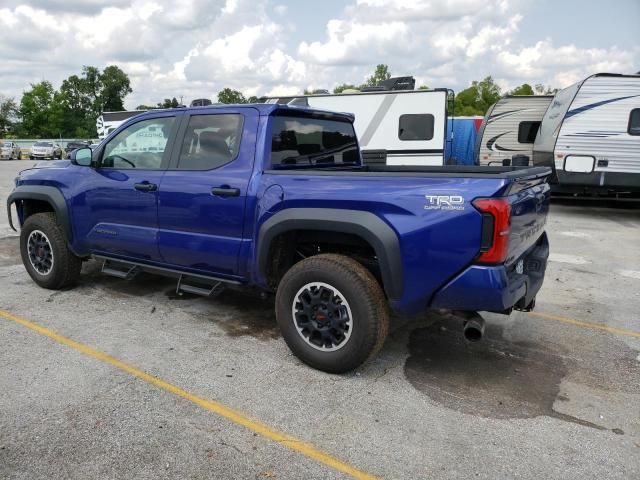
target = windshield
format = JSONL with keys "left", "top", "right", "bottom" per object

{"left": 270, "top": 115, "right": 359, "bottom": 169}
{"left": 34, "top": 142, "right": 53, "bottom": 147}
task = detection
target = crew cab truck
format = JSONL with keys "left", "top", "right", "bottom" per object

{"left": 7, "top": 104, "right": 551, "bottom": 373}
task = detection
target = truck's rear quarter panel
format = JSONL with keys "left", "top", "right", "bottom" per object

{"left": 256, "top": 172, "right": 511, "bottom": 313}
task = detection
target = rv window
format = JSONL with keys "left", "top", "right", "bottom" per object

{"left": 270, "top": 115, "right": 359, "bottom": 168}
{"left": 398, "top": 114, "right": 434, "bottom": 141}
{"left": 628, "top": 109, "right": 640, "bottom": 136}
{"left": 518, "top": 121, "right": 541, "bottom": 143}
{"left": 176, "top": 114, "right": 243, "bottom": 170}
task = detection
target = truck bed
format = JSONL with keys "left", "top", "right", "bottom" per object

{"left": 269, "top": 164, "right": 551, "bottom": 179}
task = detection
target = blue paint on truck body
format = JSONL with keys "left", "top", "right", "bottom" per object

{"left": 10, "top": 104, "right": 550, "bottom": 316}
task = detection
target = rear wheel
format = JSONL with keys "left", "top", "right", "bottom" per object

{"left": 275, "top": 254, "right": 389, "bottom": 373}
{"left": 20, "top": 212, "right": 82, "bottom": 289}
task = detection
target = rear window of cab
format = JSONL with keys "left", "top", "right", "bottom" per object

{"left": 270, "top": 116, "right": 359, "bottom": 168}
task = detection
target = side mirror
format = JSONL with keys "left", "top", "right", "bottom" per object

{"left": 72, "top": 147, "right": 93, "bottom": 167}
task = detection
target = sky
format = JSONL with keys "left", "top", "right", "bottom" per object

{"left": 0, "top": 0, "right": 638, "bottom": 109}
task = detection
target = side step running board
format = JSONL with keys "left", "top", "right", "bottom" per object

{"left": 176, "top": 274, "right": 225, "bottom": 298}
{"left": 93, "top": 255, "right": 241, "bottom": 299}
{"left": 101, "top": 260, "right": 140, "bottom": 280}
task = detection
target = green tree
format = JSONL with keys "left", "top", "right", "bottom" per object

{"left": 363, "top": 64, "right": 391, "bottom": 87}
{"left": 157, "top": 97, "right": 180, "bottom": 108}
{"left": 15, "top": 65, "right": 132, "bottom": 138}
{"left": 59, "top": 74, "right": 93, "bottom": 136}
{"left": 100, "top": 65, "right": 132, "bottom": 111}
{"left": 19, "top": 81, "right": 56, "bottom": 137}
{"left": 418, "top": 85, "right": 430, "bottom": 90}
{"left": 217, "top": 88, "right": 247, "bottom": 104}
{"left": 510, "top": 83, "right": 534, "bottom": 96}
{"left": 0, "top": 95, "right": 18, "bottom": 134}
{"left": 247, "top": 96, "right": 259, "bottom": 103}
{"left": 333, "top": 83, "right": 358, "bottom": 94}
{"left": 57, "top": 65, "right": 133, "bottom": 136}
{"left": 135, "top": 104, "right": 155, "bottom": 110}
{"left": 453, "top": 76, "right": 502, "bottom": 116}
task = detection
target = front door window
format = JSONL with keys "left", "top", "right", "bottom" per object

{"left": 102, "top": 117, "right": 176, "bottom": 169}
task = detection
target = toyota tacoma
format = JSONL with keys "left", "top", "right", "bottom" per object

{"left": 8, "top": 104, "right": 550, "bottom": 373}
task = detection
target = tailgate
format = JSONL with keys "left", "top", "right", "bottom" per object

{"left": 503, "top": 173, "right": 551, "bottom": 267}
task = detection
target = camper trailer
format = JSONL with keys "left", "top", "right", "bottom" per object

{"left": 533, "top": 73, "right": 640, "bottom": 195}
{"left": 476, "top": 95, "right": 553, "bottom": 166}
{"left": 96, "top": 111, "right": 146, "bottom": 139}
{"left": 265, "top": 88, "right": 449, "bottom": 166}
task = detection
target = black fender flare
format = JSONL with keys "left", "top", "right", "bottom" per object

{"left": 7, "top": 185, "right": 72, "bottom": 240}
{"left": 257, "top": 208, "right": 403, "bottom": 300}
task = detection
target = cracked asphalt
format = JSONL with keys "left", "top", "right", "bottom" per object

{"left": 1, "top": 160, "right": 639, "bottom": 479}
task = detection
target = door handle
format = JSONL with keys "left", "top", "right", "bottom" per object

{"left": 211, "top": 186, "right": 240, "bottom": 197}
{"left": 134, "top": 182, "right": 158, "bottom": 192}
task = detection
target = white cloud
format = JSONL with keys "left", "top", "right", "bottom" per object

{"left": 298, "top": 20, "right": 410, "bottom": 65}
{"left": 0, "top": 0, "right": 637, "bottom": 115}
{"left": 497, "top": 40, "right": 639, "bottom": 88}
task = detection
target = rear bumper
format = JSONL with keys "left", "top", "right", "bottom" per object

{"left": 430, "top": 233, "right": 549, "bottom": 313}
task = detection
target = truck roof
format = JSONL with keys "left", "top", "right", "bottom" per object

{"left": 140, "top": 103, "right": 355, "bottom": 123}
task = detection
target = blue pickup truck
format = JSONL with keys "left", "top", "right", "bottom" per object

{"left": 8, "top": 104, "right": 550, "bottom": 372}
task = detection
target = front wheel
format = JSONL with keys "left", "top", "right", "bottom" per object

{"left": 20, "top": 212, "right": 82, "bottom": 289}
{"left": 275, "top": 254, "right": 389, "bottom": 373}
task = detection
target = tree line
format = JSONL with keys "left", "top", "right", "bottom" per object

{"left": 0, "top": 63, "right": 556, "bottom": 139}
{"left": 1, "top": 65, "right": 132, "bottom": 139}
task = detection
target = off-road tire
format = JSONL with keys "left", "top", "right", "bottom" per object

{"left": 20, "top": 212, "right": 82, "bottom": 289}
{"left": 275, "top": 254, "right": 389, "bottom": 373}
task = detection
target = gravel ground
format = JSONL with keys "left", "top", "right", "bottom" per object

{"left": 1, "top": 159, "right": 639, "bottom": 479}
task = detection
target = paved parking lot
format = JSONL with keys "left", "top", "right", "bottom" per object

{"left": 1, "top": 160, "right": 639, "bottom": 479}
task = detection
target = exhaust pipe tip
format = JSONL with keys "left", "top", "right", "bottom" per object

{"left": 463, "top": 315, "right": 485, "bottom": 342}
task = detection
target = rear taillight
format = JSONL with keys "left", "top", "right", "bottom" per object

{"left": 473, "top": 198, "right": 511, "bottom": 264}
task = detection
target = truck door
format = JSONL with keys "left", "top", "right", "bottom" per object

{"left": 78, "top": 113, "right": 180, "bottom": 261}
{"left": 157, "top": 108, "right": 259, "bottom": 278}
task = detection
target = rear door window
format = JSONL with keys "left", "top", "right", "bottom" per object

{"left": 628, "top": 108, "right": 640, "bottom": 136}
{"left": 518, "top": 121, "right": 541, "bottom": 143}
{"left": 398, "top": 114, "right": 434, "bottom": 141}
{"left": 176, "top": 114, "right": 243, "bottom": 170}
{"left": 270, "top": 115, "right": 359, "bottom": 167}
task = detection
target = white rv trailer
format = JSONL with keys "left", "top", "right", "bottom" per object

{"left": 533, "top": 73, "right": 640, "bottom": 195}
{"left": 475, "top": 95, "right": 553, "bottom": 166}
{"left": 96, "top": 110, "right": 146, "bottom": 139}
{"left": 265, "top": 89, "right": 449, "bottom": 166}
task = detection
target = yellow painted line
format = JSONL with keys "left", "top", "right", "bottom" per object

{"left": 528, "top": 311, "right": 640, "bottom": 339}
{"left": 0, "top": 309, "right": 379, "bottom": 480}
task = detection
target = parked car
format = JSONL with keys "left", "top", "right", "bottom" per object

{"left": 29, "top": 141, "right": 63, "bottom": 160}
{"left": 7, "top": 104, "right": 551, "bottom": 373}
{"left": 64, "top": 140, "right": 91, "bottom": 159}
{"left": 0, "top": 141, "right": 21, "bottom": 160}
